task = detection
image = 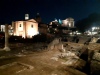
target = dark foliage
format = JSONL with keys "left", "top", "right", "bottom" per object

{"left": 75, "top": 13, "right": 100, "bottom": 32}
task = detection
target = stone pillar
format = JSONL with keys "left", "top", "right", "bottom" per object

{"left": 24, "top": 21, "right": 27, "bottom": 38}
{"left": 23, "top": 21, "right": 26, "bottom": 38}
{"left": 3, "top": 24, "right": 10, "bottom": 51}
{"left": 12, "top": 21, "right": 15, "bottom": 35}
{"left": 16, "top": 22, "right": 19, "bottom": 36}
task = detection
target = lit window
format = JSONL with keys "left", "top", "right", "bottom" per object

{"left": 31, "top": 24, "right": 33, "bottom": 28}
{"left": 19, "top": 24, "right": 21, "bottom": 27}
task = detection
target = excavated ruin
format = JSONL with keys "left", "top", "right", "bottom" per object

{"left": 0, "top": 37, "right": 100, "bottom": 75}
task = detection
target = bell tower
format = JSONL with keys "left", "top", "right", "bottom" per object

{"left": 25, "top": 14, "right": 29, "bottom": 20}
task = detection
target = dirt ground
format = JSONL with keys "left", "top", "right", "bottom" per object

{"left": 0, "top": 36, "right": 98, "bottom": 75}
{"left": 0, "top": 46, "right": 88, "bottom": 75}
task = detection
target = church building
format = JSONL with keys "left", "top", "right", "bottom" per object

{"left": 12, "top": 14, "right": 39, "bottom": 38}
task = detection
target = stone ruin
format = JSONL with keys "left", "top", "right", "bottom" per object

{"left": 90, "top": 37, "right": 98, "bottom": 43}
{"left": 50, "top": 42, "right": 88, "bottom": 71}
{"left": 90, "top": 50, "right": 100, "bottom": 75}
{"left": 52, "top": 41, "right": 100, "bottom": 75}
{"left": 47, "top": 38, "right": 60, "bottom": 50}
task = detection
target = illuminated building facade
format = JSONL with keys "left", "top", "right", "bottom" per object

{"left": 10, "top": 14, "right": 39, "bottom": 38}
{"left": 62, "top": 17, "right": 74, "bottom": 27}
{"left": 0, "top": 25, "right": 5, "bottom": 32}
{"left": 0, "top": 25, "right": 13, "bottom": 35}
{"left": 48, "top": 17, "right": 75, "bottom": 35}
{"left": 50, "top": 17, "right": 74, "bottom": 28}
{"left": 0, "top": 13, "right": 47, "bottom": 38}
{"left": 85, "top": 27, "right": 100, "bottom": 35}
{"left": 12, "top": 19, "right": 38, "bottom": 38}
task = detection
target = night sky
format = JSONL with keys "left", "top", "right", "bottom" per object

{"left": 0, "top": 0, "right": 100, "bottom": 24}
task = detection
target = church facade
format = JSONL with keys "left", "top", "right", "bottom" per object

{"left": 12, "top": 19, "right": 38, "bottom": 38}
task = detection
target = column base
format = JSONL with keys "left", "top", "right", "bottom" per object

{"left": 3, "top": 47, "right": 10, "bottom": 51}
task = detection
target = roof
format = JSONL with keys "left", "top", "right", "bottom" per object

{"left": 27, "top": 19, "right": 37, "bottom": 23}
{"left": 14, "top": 19, "right": 37, "bottom": 23}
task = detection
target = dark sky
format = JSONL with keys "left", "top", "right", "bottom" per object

{"left": 0, "top": 0, "right": 100, "bottom": 24}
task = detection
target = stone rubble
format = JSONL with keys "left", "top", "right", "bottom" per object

{"left": 61, "top": 58, "right": 78, "bottom": 66}
{"left": 90, "top": 37, "right": 98, "bottom": 43}
{"left": 51, "top": 57, "right": 58, "bottom": 61}
{"left": 50, "top": 41, "right": 87, "bottom": 71}
{"left": 27, "top": 37, "right": 100, "bottom": 74}
{"left": 48, "top": 38, "right": 60, "bottom": 50}
{"left": 16, "top": 68, "right": 26, "bottom": 73}
{"left": 91, "top": 60, "right": 100, "bottom": 75}
{"left": 88, "top": 44, "right": 100, "bottom": 73}
{"left": 92, "top": 52, "right": 100, "bottom": 61}
{"left": 88, "top": 43, "right": 100, "bottom": 50}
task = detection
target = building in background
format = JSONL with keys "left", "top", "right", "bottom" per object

{"left": 48, "top": 17, "right": 75, "bottom": 35}
{"left": 0, "top": 25, "right": 5, "bottom": 32}
{"left": 0, "top": 25, "right": 13, "bottom": 35}
{"left": 49, "top": 17, "right": 75, "bottom": 28}
{"left": 12, "top": 14, "right": 39, "bottom": 38}
{"left": 62, "top": 17, "right": 74, "bottom": 28}
{"left": 0, "top": 15, "right": 75, "bottom": 38}
{"left": 85, "top": 27, "right": 100, "bottom": 36}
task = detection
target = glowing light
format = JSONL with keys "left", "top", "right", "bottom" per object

{"left": 27, "top": 28, "right": 38, "bottom": 38}
{"left": 69, "top": 32, "right": 72, "bottom": 34}
{"left": 54, "top": 18, "right": 58, "bottom": 22}
{"left": 69, "top": 23, "right": 71, "bottom": 27}
{"left": 92, "top": 27, "right": 95, "bottom": 31}
{"left": 62, "top": 20, "right": 68, "bottom": 26}
{"left": 50, "top": 22, "right": 52, "bottom": 25}
{"left": 55, "top": 28, "right": 57, "bottom": 30}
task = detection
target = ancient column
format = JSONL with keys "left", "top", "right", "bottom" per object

{"left": 4, "top": 24, "right": 10, "bottom": 51}
{"left": 12, "top": 21, "right": 15, "bottom": 35}
{"left": 21, "top": 21, "right": 27, "bottom": 38}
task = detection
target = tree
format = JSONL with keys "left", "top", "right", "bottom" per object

{"left": 75, "top": 13, "right": 100, "bottom": 32}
